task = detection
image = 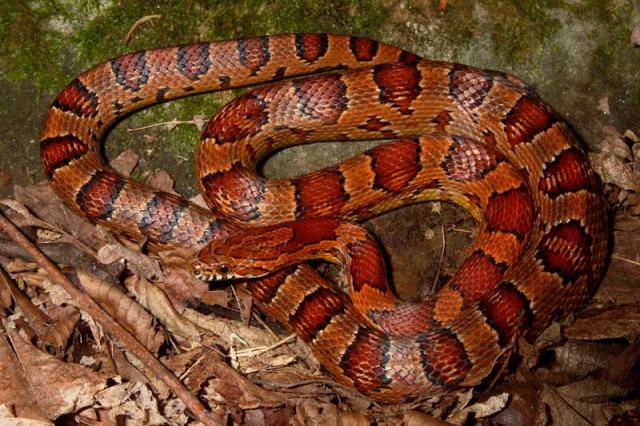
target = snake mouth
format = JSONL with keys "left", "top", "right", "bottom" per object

{"left": 192, "top": 270, "right": 217, "bottom": 282}
{"left": 191, "top": 259, "right": 235, "bottom": 282}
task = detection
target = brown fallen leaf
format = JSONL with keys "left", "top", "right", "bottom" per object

{"left": 123, "top": 274, "right": 200, "bottom": 342}
{"left": 12, "top": 183, "right": 104, "bottom": 252}
{"left": 0, "top": 328, "right": 50, "bottom": 422}
{"left": 40, "top": 309, "right": 81, "bottom": 354}
{"left": 604, "top": 335, "right": 640, "bottom": 389}
{"left": 8, "top": 328, "right": 110, "bottom": 420}
{"left": 0, "top": 170, "right": 11, "bottom": 195}
{"left": 589, "top": 127, "right": 640, "bottom": 192}
{"left": 110, "top": 345, "right": 170, "bottom": 401}
{"left": 563, "top": 306, "right": 640, "bottom": 341}
{"left": 74, "top": 270, "right": 166, "bottom": 353}
{"left": 94, "top": 381, "right": 167, "bottom": 425}
{"left": 553, "top": 340, "right": 627, "bottom": 380}
{"left": 292, "top": 399, "right": 339, "bottom": 426}
{"left": 631, "top": 22, "right": 640, "bottom": 47}
{"left": 157, "top": 247, "right": 209, "bottom": 310}
{"left": 97, "top": 242, "right": 163, "bottom": 282}
{"left": 447, "top": 393, "right": 509, "bottom": 425}
{"left": 202, "top": 361, "right": 285, "bottom": 409}
{"left": 403, "top": 410, "right": 452, "bottom": 425}
{"left": 486, "top": 381, "right": 546, "bottom": 426}
{"left": 147, "top": 170, "right": 177, "bottom": 194}
{"left": 109, "top": 149, "right": 139, "bottom": 178}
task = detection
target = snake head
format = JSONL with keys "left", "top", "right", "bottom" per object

{"left": 190, "top": 218, "right": 345, "bottom": 282}
{"left": 189, "top": 227, "right": 280, "bottom": 281}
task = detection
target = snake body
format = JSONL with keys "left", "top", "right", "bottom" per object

{"left": 40, "top": 34, "right": 608, "bottom": 402}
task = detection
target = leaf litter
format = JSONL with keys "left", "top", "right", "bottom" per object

{"left": 0, "top": 130, "right": 637, "bottom": 424}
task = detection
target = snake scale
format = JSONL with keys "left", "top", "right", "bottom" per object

{"left": 40, "top": 34, "right": 608, "bottom": 402}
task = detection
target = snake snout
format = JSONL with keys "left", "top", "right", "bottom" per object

{"left": 190, "top": 256, "right": 235, "bottom": 282}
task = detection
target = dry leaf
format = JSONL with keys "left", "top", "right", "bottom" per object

{"left": 8, "top": 328, "right": 109, "bottom": 419}
{"left": 41, "top": 309, "right": 81, "bottom": 354}
{"left": 109, "top": 346, "right": 170, "bottom": 400}
{"left": 403, "top": 410, "right": 451, "bottom": 425}
{"left": 147, "top": 170, "right": 176, "bottom": 194}
{"left": 604, "top": 335, "right": 640, "bottom": 388}
{"left": 162, "top": 398, "right": 189, "bottom": 426}
{"left": 448, "top": 393, "right": 509, "bottom": 425}
{"left": 202, "top": 361, "right": 285, "bottom": 408}
{"left": 0, "top": 170, "right": 11, "bottom": 194}
{"left": 12, "top": 183, "right": 103, "bottom": 252}
{"left": 109, "top": 149, "right": 139, "bottom": 177}
{"left": 631, "top": 22, "right": 640, "bottom": 47}
{"left": 1, "top": 268, "right": 51, "bottom": 334}
{"left": 0, "top": 330, "right": 50, "bottom": 422}
{"left": 590, "top": 127, "right": 640, "bottom": 192}
{"left": 157, "top": 248, "right": 209, "bottom": 310}
{"left": 74, "top": 270, "right": 166, "bottom": 353}
{"left": 292, "top": 399, "right": 339, "bottom": 426}
{"left": 97, "top": 243, "right": 163, "bottom": 281}
{"left": 124, "top": 275, "right": 200, "bottom": 342}
{"left": 563, "top": 306, "right": 640, "bottom": 340}
{"left": 486, "top": 381, "right": 546, "bottom": 426}
{"left": 182, "top": 307, "right": 308, "bottom": 378}
{"left": 95, "top": 381, "right": 167, "bottom": 425}
{"left": 553, "top": 340, "right": 627, "bottom": 380}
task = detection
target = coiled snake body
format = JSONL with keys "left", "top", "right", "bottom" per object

{"left": 40, "top": 34, "right": 608, "bottom": 402}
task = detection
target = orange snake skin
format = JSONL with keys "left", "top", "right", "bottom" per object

{"left": 40, "top": 34, "right": 608, "bottom": 402}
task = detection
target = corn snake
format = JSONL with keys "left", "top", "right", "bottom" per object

{"left": 40, "top": 34, "right": 608, "bottom": 402}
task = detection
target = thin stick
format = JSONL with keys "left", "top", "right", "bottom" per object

{"left": 0, "top": 212, "right": 217, "bottom": 426}
{"left": 431, "top": 225, "right": 446, "bottom": 293}
{"left": 611, "top": 254, "right": 640, "bottom": 267}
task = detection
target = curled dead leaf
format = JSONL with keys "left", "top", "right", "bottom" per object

{"left": 41, "top": 309, "right": 81, "bottom": 354}
{"left": 124, "top": 275, "right": 200, "bottom": 342}
{"left": 590, "top": 127, "right": 640, "bottom": 192}
{"left": 447, "top": 393, "right": 509, "bottom": 425}
{"left": 94, "top": 381, "right": 167, "bottom": 425}
{"left": 74, "top": 270, "right": 166, "bottom": 353}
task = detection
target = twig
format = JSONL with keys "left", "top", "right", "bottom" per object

{"left": 431, "top": 226, "right": 446, "bottom": 293}
{"left": 124, "top": 15, "right": 161, "bottom": 45}
{"left": 449, "top": 227, "right": 472, "bottom": 234}
{"left": 235, "top": 334, "right": 296, "bottom": 358}
{"left": 611, "top": 254, "right": 640, "bottom": 267}
{"left": 0, "top": 211, "right": 217, "bottom": 426}
{"left": 0, "top": 266, "right": 51, "bottom": 331}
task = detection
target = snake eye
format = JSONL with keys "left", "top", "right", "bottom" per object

{"left": 218, "top": 264, "right": 230, "bottom": 275}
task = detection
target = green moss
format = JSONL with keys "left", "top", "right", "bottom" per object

{"left": 0, "top": 1, "right": 72, "bottom": 92}
{"left": 2, "top": 0, "right": 639, "bottom": 190}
